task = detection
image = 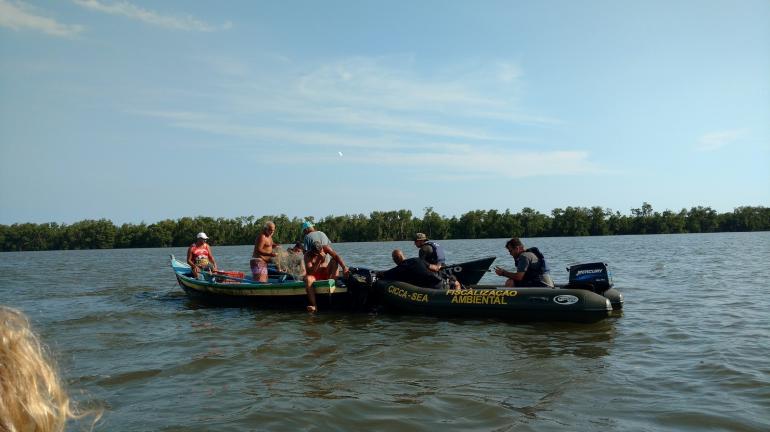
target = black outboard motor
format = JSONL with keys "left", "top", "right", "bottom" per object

{"left": 343, "top": 267, "right": 378, "bottom": 310}
{"left": 566, "top": 262, "right": 613, "bottom": 293}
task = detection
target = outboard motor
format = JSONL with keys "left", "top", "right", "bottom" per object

{"left": 566, "top": 262, "right": 613, "bottom": 293}
{"left": 343, "top": 267, "right": 378, "bottom": 310}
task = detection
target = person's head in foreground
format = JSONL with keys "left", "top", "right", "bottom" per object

{"left": 0, "top": 306, "right": 99, "bottom": 432}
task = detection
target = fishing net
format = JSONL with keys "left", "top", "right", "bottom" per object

{"left": 273, "top": 249, "right": 305, "bottom": 280}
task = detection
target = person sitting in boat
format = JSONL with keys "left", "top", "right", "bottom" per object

{"left": 304, "top": 239, "right": 349, "bottom": 313}
{"left": 494, "top": 237, "right": 554, "bottom": 287}
{"left": 187, "top": 232, "right": 217, "bottom": 278}
{"left": 250, "top": 221, "right": 278, "bottom": 282}
{"left": 413, "top": 232, "right": 446, "bottom": 272}
{"left": 378, "top": 249, "right": 457, "bottom": 289}
{"left": 288, "top": 242, "right": 303, "bottom": 254}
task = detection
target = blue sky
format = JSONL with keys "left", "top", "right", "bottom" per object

{"left": 1, "top": 0, "right": 768, "bottom": 225}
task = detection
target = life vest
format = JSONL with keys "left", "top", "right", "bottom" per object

{"left": 190, "top": 244, "right": 212, "bottom": 267}
{"left": 421, "top": 240, "right": 446, "bottom": 265}
{"left": 519, "top": 247, "right": 549, "bottom": 287}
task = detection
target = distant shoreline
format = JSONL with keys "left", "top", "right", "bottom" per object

{"left": 1, "top": 204, "right": 768, "bottom": 252}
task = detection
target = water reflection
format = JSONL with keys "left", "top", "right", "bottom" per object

{"left": 506, "top": 320, "right": 616, "bottom": 360}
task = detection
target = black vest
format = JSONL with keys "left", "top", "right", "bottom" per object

{"left": 420, "top": 241, "right": 446, "bottom": 265}
{"left": 519, "top": 247, "right": 549, "bottom": 287}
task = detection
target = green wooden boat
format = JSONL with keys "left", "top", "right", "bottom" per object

{"left": 170, "top": 255, "right": 349, "bottom": 307}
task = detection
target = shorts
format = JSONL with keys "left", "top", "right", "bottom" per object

{"left": 250, "top": 258, "right": 268, "bottom": 277}
{"left": 309, "top": 267, "right": 332, "bottom": 281}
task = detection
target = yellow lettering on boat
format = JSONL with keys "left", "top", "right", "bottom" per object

{"left": 449, "top": 292, "right": 509, "bottom": 305}
{"left": 387, "top": 285, "right": 409, "bottom": 299}
{"left": 446, "top": 289, "right": 517, "bottom": 297}
{"left": 409, "top": 293, "right": 429, "bottom": 302}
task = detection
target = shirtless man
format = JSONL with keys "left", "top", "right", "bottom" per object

{"left": 304, "top": 239, "right": 349, "bottom": 313}
{"left": 250, "top": 221, "right": 278, "bottom": 282}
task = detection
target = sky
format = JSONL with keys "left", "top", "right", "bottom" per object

{"left": 1, "top": 0, "right": 768, "bottom": 225}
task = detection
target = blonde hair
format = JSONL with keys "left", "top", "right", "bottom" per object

{"left": 0, "top": 306, "right": 90, "bottom": 432}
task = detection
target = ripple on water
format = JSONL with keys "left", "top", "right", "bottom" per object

{"left": 2, "top": 233, "right": 770, "bottom": 431}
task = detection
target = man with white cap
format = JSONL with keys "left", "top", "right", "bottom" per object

{"left": 187, "top": 232, "right": 218, "bottom": 278}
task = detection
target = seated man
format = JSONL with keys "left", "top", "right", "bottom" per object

{"left": 494, "top": 237, "right": 554, "bottom": 287}
{"left": 304, "top": 240, "right": 349, "bottom": 313}
{"left": 288, "top": 242, "right": 303, "bottom": 254}
{"left": 378, "top": 249, "right": 459, "bottom": 289}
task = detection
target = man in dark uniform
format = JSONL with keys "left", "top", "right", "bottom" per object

{"left": 378, "top": 249, "right": 460, "bottom": 289}
{"left": 413, "top": 232, "right": 446, "bottom": 272}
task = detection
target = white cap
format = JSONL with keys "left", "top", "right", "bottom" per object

{"left": 196, "top": 232, "right": 209, "bottom": 240}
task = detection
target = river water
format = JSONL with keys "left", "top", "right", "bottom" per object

{"left": 1, "top": 232, "right": 769, "bottom": 431}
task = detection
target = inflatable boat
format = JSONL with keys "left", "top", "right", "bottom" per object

{"left": 346, "top": 261, "right": 623, "bottom": 323}
{"left": 372, "top": 281, "right": 614, "bottom": 323}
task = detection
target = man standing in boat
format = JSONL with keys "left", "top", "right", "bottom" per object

{"left": 413, "top": 232, "right": 446, "bottom": 272}
{"left": 495, "top": 237, "right": 554, "bottom": 287}
{"left": 187, "top": 232, "right": 218, "bottom": 278}
{"left": 301, "top": 221, "right": 349, "bottom": 312}
{"left": 251, "top": 221, "right": 278, "bottom": 282}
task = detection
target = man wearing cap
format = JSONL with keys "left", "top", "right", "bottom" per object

{"left": 301, "top": 221, "right": 330, "bottom": 253}
{"left": 187, "top": 232, "right": 218, "bottom": 278}
{"left": 300, "top": 221, "right": 349, "bottom": 312}
{"left": 414, "top": 233, "right": 446, "bottom": 272}
{"left": 494, "top": 237, "right": 554, "bottom": 287}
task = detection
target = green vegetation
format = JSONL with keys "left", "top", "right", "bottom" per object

{"left": 1, "top": 204, "right": 768, "bottom": 252}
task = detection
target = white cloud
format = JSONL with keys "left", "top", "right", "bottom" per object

{"left": 136, "top": 110, "right": 600, "bottom": 179}
{"left": 343, "top": 149, "right": 601, "bottom": 179}
{"left": 695, "top": 129, "right": 748, "bottom": 151}
{"left": 496, "top": 62, "right": 522, "bottom": 83}
{"left": 197, "top": 57, "right": 557, "bottom": 138}
{"left": 0, "top": 0, "right": 83, "bottom": 37}
{"left": 295, "top": 58, "right": 507, "bottom": 113}
{"left": 73, "top": 0, "right": 229, "bottom": 32}
{"left": 133, "top": 57, "right": 600, "bottom": 180}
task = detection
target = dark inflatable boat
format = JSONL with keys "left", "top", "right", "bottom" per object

{"left": 345, "top": 262, "right": 623, "bottom": 323}
{"left": 373, "top": 281, "right": 613, "bottom": 323}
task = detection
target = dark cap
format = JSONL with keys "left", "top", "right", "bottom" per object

{"left": 414, "top": 233, "right": 428, "bottom": 241}
{"left": 506, "top": 237, "right": 524, "bottom": 249}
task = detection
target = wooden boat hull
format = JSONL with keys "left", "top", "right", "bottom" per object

{"left": 373, "top": 280, "right": 614, "bottom": 323}
{"left": 171, "top": 255, "right": 350, "bottom": 307}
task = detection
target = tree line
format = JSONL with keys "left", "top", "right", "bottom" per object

{"left": 1, "top": 203, "right": 768, "bottom": 252}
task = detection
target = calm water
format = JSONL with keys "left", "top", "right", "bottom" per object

{"left": 1, "top": 233, "right": 769, "bottom": 431}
